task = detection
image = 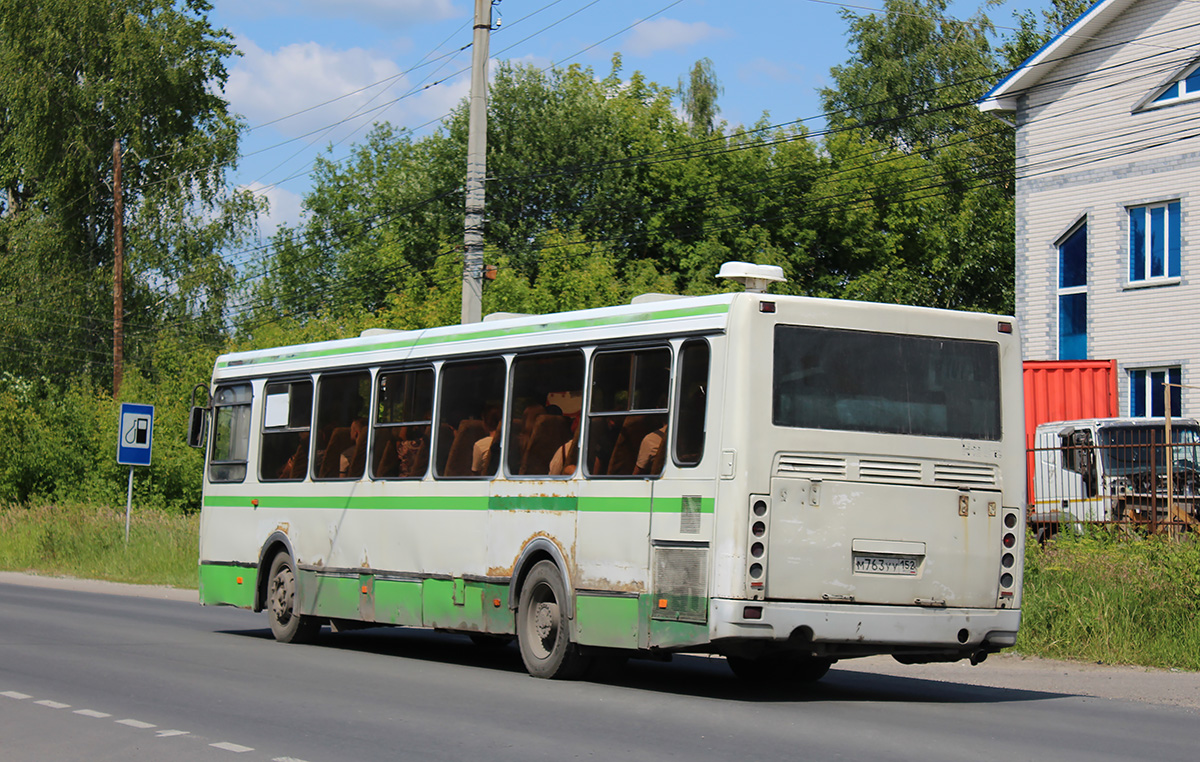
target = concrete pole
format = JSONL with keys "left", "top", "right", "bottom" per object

{"left": 462, "top": 0, "right": 491, "bottom": 325}
{"left": 113, "top": 139, "right": 125, "bottom": 397}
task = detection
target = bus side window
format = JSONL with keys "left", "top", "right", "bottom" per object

{"left": 260, "top": 379, "right": 313, "bottom": 482}
{"left": 312, "top": 371, "right": 371, "bottom": 480}
{"left": 210, "top": 383, "right": 252, "bottom": 483}
{"left": 507, "top": 351, "right": 584, "bottom": 477}
{"left": 373, "top": 368, "right": 434, "bottom": 480}
{"left": 435, "top": 359, "right": 506, "bottom": 478}
{"left": 675, "top": 340, "right": 709, "bottom": 467}
{"left": 587, "top": 348, "right": 671, "bottom": 477}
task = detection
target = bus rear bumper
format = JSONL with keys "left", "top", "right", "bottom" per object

{"left": 710, "top": 598, "right": 1020, "bottom": 654}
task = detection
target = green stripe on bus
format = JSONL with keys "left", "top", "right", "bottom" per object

{"left": 198, "top": 563, "right": 256, "bottom": 609}
{"left": 217, "top": 302, "right": 730, "bottom": 369}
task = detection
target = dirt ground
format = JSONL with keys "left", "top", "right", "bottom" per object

{"left": 3, "top": 570, "right": 1196, "bottom": 712}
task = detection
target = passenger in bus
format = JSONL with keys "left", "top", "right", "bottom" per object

{"left": 472, "top": 407, "right": 502, "bottom": 476}
{"left": 339, "top": 418, "right": 367, "bottom": 478}
{"left": 520, "top": 412, "right": 572, "bottom": 475}
{"left": 633, "top": 420, "right": 669, "bottom": 476}
{"left": 549, "top": 436, "right": 578, "bottom": 476}
{"left": 277, "top": 432, "right": 310, "bottom": 479}
{"left": 396, "top": 425, "right": 429, "bottom": 477}
{"left": 444, "top": 418, "right": 487, "bottom": 476}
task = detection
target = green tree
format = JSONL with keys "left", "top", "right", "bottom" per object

{"left": 815, "top": 0, "right": 1015, "bottom": 313}
{"left": 996, "top": 0, "right": 1092, "bottom": 69}
{"left": 0, "top": 0, "right": 257, "bottom": 384}
{"left": 678, "top": 57, "right": 723, "bottom": 136}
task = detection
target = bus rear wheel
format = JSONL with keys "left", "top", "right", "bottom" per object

{"left": 517, "top": 561, "right": 591, "bottom": 679}
{"left": 266, "top": 552, "right": 320, "bottom": 644}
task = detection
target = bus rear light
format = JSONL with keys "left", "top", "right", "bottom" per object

{"left": 998, "top": 321, "right": 1013, "bottom": 334}
{"left": 743, "top": 606, "right": 763, "bottom": 619}
{"left": 747, "top": 495, "right": 770, "bottom": 599}
{"left": 759, "top": 301, "right": 776, "bottom": 313}
{"left": 1003, "top": 533, "right": 1016, "bottom": 548}
{"left": 1002, "top": 553, "right": 1015, "bottom": 569}
{"left": 1000, "top": 573, "right": 1014, "bottom": 588}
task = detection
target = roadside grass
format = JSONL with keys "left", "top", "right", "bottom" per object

{"left": 2, "top": 503, "right": 1198, "bottom": 672}
{"left": 0, "top": 503, "right": 198, "bottom": 589}
{"left": 1019, "top": 529, "right": 1200, "bottom": 671}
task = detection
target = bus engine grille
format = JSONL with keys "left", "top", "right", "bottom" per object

{"left": 651, "top": 545, "right": 709, "bottom": 624}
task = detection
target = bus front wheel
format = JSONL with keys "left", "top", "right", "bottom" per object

{"left": 517, "top": 561, "right": 591, "bottom": 679}
{"left": 266, "top": 552, "right": 320, "bottom": 644}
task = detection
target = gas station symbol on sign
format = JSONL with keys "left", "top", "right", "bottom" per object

{"left": 117, "top": 403, "right": 154, "bottom": 467}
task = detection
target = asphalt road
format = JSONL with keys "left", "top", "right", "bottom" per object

{"left": 1, "top": 578, "right": 1197, "bottom": 762}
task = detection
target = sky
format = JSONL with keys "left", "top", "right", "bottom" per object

{"left": 208, "top": 0, "right": 1056, "bottom": 236}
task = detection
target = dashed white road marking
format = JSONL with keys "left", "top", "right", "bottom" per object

{"left": 74, "top": 709, "right": 112, "bottom": 718}
{"left": 4, "top": 687, "right": 284, "bottom": 759}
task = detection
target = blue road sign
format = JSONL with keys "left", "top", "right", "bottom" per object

{"left": 118, "top": 403, "right": 155, "bottom": 467}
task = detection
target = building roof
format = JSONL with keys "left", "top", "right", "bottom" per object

{"left": 979, "top": 0, "right": 1134, "bottom": 114}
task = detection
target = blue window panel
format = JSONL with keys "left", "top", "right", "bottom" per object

{"left": 1130, "top": 207, "right": 1146, "bottom": 281}
{"left": 1131, "top": 370, "right": 1146, "bottom": 417}
{"left": 1150, "top": 206, "right": 1165, "bottom": 277}
{"left": 1151, "top": 370, "right": 1166, "bottom": 417}
{"left": 1169, "top": 201, "right": 1181, "bottom": 277}
{"left": 1059, "top": 223, "right": 1087, "bottom": 288}
{"left": 1170, "top": 367, "right": 1182, "bottom": 417}
{"left": 1058, "top": 293, "right": 1087, "bottom": 361}
{"left": 1187, "top": 68, "right": 1200, "bottom": 94}
{"left": 1155, "top": 83, "right": 1180, "bottom": 103}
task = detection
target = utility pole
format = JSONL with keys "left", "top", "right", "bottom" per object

{"left": 462, "top": 0, "right": 492, "bottom": 324}
{"left": 112, "top": 138, "right": 125, "bottom": 397}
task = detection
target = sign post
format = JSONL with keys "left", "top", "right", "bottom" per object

{"left": 117, "top": 403, "right": 154, "bottom": 543}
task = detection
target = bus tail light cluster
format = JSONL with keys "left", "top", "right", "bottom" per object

{"left": 747, "top": 494, "right": 769, "bottom": 600}
{"left": 997, "top": 507, "right": 1022, "bottom": 608}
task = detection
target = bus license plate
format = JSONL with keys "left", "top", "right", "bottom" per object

{"left": 853, "top": 555, "right": 919, "bottom": 575}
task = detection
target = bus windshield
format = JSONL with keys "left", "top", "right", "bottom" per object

{"left": 772, "top": 325, "right": 1001, "bottom": 440}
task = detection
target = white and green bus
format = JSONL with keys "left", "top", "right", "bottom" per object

{"left": 194, "top": 263, "right": 1025, "bottom": 681}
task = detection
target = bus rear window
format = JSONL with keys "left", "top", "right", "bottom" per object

{"left": 773, "top": 325, "right": 1001, "bottom": 441}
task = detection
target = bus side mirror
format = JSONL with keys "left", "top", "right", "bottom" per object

{"left": 188, "top": 406, "right": 208, "bottom": 449}
{"left": 188, "top": 384, "right": 211, "bottom": 449}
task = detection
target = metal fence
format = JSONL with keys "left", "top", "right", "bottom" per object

{"left": 1028, "top": 437, "right": 1200, "bottom": 535}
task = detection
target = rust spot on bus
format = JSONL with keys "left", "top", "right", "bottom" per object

{"left": 487, "top": 531, "right": 572, "bottom": 578}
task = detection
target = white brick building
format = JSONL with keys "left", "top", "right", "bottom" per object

{"left": 980, "top": 0, "right": 1200, "bottom": 417}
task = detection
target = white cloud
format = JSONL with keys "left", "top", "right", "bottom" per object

{"left": 624, "top": 18, "right": 726, "bottom": 57}
{"left": 219, "top": 0, "right": 457, "bottom": 27}
{"left": 243, "top": 181, "right": 304, "bottom": 235}
{"left": 226, "top": 38, "right": 412, "bottom": 136}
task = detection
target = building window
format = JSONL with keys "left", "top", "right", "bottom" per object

{"left": 1129, "top": 202, "right": 1181, "bottom": 282}
{"left": 1151, "top": 62, "right": 1200, "bottom": 106}
{"left": 1057, "top": 221, "right": 1087, "bottom": 360}
{"left": 1130, "top": 367, "right": 1181, "bottom": 418}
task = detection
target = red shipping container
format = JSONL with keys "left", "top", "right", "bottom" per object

{"left": 1023, "top": 360, "right": 1118, "bottom": 505}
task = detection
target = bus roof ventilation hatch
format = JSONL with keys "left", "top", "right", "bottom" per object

{"left": 716, "top": 261, "right": 786, "bottom": 293}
